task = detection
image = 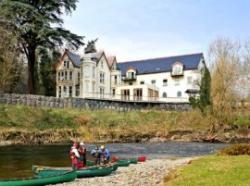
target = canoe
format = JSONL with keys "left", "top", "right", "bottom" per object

{"left": 128, "top": 158, "right": 138, "bottom": 164}
{"left": 0, "top": 171, "right": 76, "bottom": 186}
{"left": 116, "top": 160, "right": 130, "bottom": 167}
{"left": 33, "top": 165, "right": 114, "bottom": 178}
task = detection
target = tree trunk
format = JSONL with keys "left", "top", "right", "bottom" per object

{"left": 27, "top": 47, "right": 36, "bottom": 94}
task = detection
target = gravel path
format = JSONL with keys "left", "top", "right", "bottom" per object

{"left": 56, "top": 157, "right": 194, "bottom": 186}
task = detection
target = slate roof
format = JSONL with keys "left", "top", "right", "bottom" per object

{"left": 117, "top": 53, "right": 204, "bottom": 76}
{"left": 66, "top": 50, "right": 82, "bottom": 68}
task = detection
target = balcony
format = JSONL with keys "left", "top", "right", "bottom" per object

{"left": 171, "top": 71, "right": 184, "bottom": 77}
{"left": 122, "top": 76, "right": 137, "bottom": 82}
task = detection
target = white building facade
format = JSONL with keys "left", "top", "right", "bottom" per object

{"left": 56, "top": 50, "right": 206, "bottom": 103}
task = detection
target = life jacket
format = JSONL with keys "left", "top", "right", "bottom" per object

{"left": 69, "top": 147, "right": 79, "bottom": 165}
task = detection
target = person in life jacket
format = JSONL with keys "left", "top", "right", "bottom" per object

{"left": 78, "top": 142, "right": 86, "bottom": 168}
{"left": 100, "top": 145, "right": 110, "bottom": 164}
{"left": 69, "top": 142, "right": 80, "bottom": 170}
{"left": 91, "top": 146, "right": 102, "bottom": 165}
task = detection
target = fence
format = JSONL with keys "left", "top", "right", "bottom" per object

{"left": 0, "top": 92, "right": 191, "bottom": 111}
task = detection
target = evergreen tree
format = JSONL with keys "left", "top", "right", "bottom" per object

{"left": 0, "top": 0, "right": 84, "bottom": 94}
{"left": 39, "top": 49, "right": 61, "bottom": 96}
{"left": 189, "top": 60, "right": 211, "bottom": 113}
{"left": 199, "top": 61, "right": 211, "bottom": 108}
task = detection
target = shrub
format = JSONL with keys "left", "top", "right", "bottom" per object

{"left": 219, "top": 144, "right": 250, "bottom": 155}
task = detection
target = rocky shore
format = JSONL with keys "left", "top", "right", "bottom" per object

{"left": 56, "top": 157, "right": 194, "bottom": 186}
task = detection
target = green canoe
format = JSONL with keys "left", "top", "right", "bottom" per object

{"left": 116, "top": 160, "right": 130, "bottom": 167}
{"left": 33, "top": 165, "right": 114, "bottom": 178}
{"left": 0, "top": 171, "right": 76, "bottom": 186}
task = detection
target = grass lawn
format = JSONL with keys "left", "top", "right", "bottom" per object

{"left": 166, "top": 155, "right": 250, "bottom": 186}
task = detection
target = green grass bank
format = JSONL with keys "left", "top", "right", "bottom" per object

{"left": 0, "top": 104, "right": 249, "bottom": 144}
{"left": 165, "top": 155, "right": 250, "bottom": 186}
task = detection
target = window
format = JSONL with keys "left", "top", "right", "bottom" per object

{"left": 92, "top": 66, "right": 95, "bottom": 78}
{"left": 187, "top": 76, "right": 192, "bottom": 84}
{"left": 69, "top": 71, "right": 72, "bottom": 80}
{"left": 63, "top": 86, "right": 67, "bottom": 96}
{"left": 67, "top": 61, "right": 70, "bottom": 68}
{"left": 114, "top": 75, "right": 117, "bottom": 85}
{"left": 127, "top": 71, "right": 135, "bottom": 79}
{"left": 129, "top": 82, "right": 133, "bottom": 85}
{"left": 85, "top": 65, "right": 90, "bottom": 77}
{"left": 140, "top": 81, "right": 144, "bottom": 85}
{"left": 64, "top": 61, "right": 67, "bottom": 67}
{"left": 151, "top": 80, "right": 156, "bottom": 84}
{"left": 58, "top": 72, "right": 60, "bottom": 81}
{"left": 101, "top": 61, "right": 104, "bottom": 68}
{"left": 121, "top": 89, "right": 130, "bottom": 101}
{"left": 177, "top": 91, "right": 182, "bottom": 97}
{"left": 112, "top": 89, "right": 116, "bottom": 96}
{"left": 78, "top": 72, "right": 80, "bottom": 82}
{"left": 133, "top": 88, "right": 142, "bottom": 101}
{"left": 65, "top": 71, "right": 68, "bottom": 80}
{"left": 163, "top": 79, "right": 168, "bottom": 86}
{"left": 100, "top": 87, "right": 105, "bottom": 98}
{"left": 58, "top": 86, "right": 61, "bottom": 97}
{"left": 162, "top": 92, "right": 167, "bottom": 98}
{"left": 61, "top": 72, "right": 64, "bottom": 80}
{"left": 172, "top": 63, "right": 183, "bottom": 76}
{"left": 100, "top": 72, "right": 105, "bottom": 84}
{"left": 92, "top": 82, "right": 95, "bottom": 94}
{"left": 69, "top": 86, "right": 72, "bottom": 97}
{"left": 75, "top": 85, "right": 80, "bottom": 96}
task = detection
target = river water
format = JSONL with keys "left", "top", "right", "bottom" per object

{"left": 0, "top": 142, "right": 227, "bottom": 179}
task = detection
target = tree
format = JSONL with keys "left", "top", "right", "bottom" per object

{"left": 39, "top": 48, "right": 61, "bottom": 96}
{"left": 0, "top": 27, "right": 23, "bottom": 92}
{"left": 199, "top": 60, "right": 211, "bottom": 108}
{"left": 209, "top": 38, "right": 240, "bottom": 126}
{"left": 189, "top": 60, "right": 211, "bottom": 113}
{"left": 0, "top": 0, "right": 84, "bottom": 94}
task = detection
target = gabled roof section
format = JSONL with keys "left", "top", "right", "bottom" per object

{"left": 117, "top": 53, "right": 204, "bottom": 76}
{"left": 106, "top": 56, "right": 116, "bottom": 69}
{"left": 66, "top": 49, "right": 81, "bottom": 68}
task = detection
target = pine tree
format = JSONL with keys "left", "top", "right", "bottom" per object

{"left": 0, "top": 0, "right": 84, "bottom": 94}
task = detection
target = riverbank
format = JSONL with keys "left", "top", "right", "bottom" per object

{"left": 56, "top": 157, "right": 195, "bottom": 186}
{"left": 0, "top": 104, "right": 249, "bottom": 145}
{"left": 165, "top": 155, "right": 250, "bottom": 186}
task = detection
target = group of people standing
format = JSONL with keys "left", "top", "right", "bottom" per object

{"left": 69, "top": 142, "right": 87, "bottom": 170}
{"left": 69, "top": 142, "right": 111, "bottom": 170}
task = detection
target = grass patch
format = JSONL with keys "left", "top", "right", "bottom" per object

{"left": 166, "top": 155, "right": 250, "bottom": 186}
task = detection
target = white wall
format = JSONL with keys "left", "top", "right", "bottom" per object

{"left": 121, "top": 69, "right": 201, "bottom": 102}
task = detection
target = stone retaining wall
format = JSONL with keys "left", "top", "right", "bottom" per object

{"left": 0, "top": 93, "right": 191, "bottom": 111}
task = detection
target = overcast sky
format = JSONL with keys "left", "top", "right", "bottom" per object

{"left": 63, "top": 0, "right": 250, "bottom": 61}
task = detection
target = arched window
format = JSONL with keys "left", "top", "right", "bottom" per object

{"left": 177, "top": 91, "right": 182, "bottom": 97}
{"left": 162, "top": 92, "right": 167, "bottom": 98}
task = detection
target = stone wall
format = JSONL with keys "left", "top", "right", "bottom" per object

{"left": 0, "top": 93, "right": 191, "bottom": 111}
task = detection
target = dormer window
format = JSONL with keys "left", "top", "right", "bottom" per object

{"left": 124, "top": 68, "right": 137, "bottom": 81}
{"left": 172, "top": 62, "right": 184, "bottom": 76}
{"left": 126, "top": 68, "right": 136, "bottom": 79}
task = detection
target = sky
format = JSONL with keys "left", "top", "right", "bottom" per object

{"left": 63, "top": 0, "right": 250, "bottom": 61}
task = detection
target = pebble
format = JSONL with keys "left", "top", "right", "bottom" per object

{"left": 56, "top": 157, "right": 195, "bottom": 186}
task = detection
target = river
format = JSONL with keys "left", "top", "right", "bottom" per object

{"left": 0, "top": 142, "right": 227, "bottom": 179}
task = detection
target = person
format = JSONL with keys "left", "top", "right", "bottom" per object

{"left": 91, "top": 146, "right": 102, "bottom": 165}
{"left": 100, "top": 145, "right": 110, "bottom": 164}
{"left": 78, "top": 141, "right": 87, "bottom": 167}
{"left": 69, "top": 142, "right": 80, "bottom": 170}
